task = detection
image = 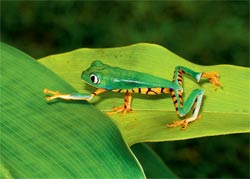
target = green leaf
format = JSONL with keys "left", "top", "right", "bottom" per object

{"left": 39, "top": 43, "right": 250, "bottom": 146}
{"left": 131, "top": 143, "right": 178, "bottom": 179}
{"left": 0, "top": 42, "right": 145, "bottom": 178}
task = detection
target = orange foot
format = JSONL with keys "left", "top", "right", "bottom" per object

{"left": 167, "top": 115, "right": 201, "bottom": 129}
{"left": 107, "top": 106, "right": 133, "bottom": 115}
{"left": 167, "top": 119, "right": 189, "bottom": 129}
{"left": 201, "top": 72, "right": 222, "bottom": 90}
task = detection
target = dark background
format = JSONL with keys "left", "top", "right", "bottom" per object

{"left": 1, "top": 1, "right": 249, "bottom": 178}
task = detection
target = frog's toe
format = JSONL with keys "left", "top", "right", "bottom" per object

{"left": 167, "top": 119, "right": 188, "bottom": 129}
{"left": 44, "top": 88, "right": 61, "bottom": 95}
{"left": 107, "top": 106, "right": 133, "bottom": 115}
{"left": 202, "top": 72, "right": 222, "bottom": 90}
{"left": 209, "top": 79, "right": 222, "bottom": 90}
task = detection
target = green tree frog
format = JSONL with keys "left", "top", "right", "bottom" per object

{"left": 44, "top": 60, "right": 222, "bottom": 129}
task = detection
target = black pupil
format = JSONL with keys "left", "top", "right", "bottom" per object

{"left": 91, "top": 75, "right": 96, "bottom": 83}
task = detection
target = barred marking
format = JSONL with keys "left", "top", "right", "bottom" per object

{"left": 145, "top": 88, "right": 157, "bottom": 95}
{"left": 173, "top": 100, "right": 178, "bottom": 105}
{"left": 153, "top": 87, "right": 170, "bottom": 94}
{"left": 171, "top": 90, "right": 180, "bottom": 113}
{"left": 178, "top": 91, "right": 183, "bottom": 106}
{"left": 178, "top": 80, "right": 183, "bottom": 86}
{"left": 146, "top": 88, "right": 151, "bottom": 94}
{"left": 171, "top": 92, "right": 178, "bottom": 109}
{"left": 112, "top": 87, "right": 170, "bottom": 95}
{"left": 172, "top": 69, "right": 183, "bottom": 84}
{"left": 150, "top": 88, "right": 161, "bottom": 94}
{"left": 177, "top": 71, "right": 183, "bottom": 85}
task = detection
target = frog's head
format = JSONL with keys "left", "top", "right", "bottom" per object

{"left": 81, "top": 60, "right": 110, "bottom": 88}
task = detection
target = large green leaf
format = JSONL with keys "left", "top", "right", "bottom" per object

{"left": 39, "top": 43, "right": 250, "bottom": 146}
{"left": 0, "top": 42, "right": 145, "bottom": 178}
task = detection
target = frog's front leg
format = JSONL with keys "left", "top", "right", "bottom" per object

{"left": 108, "top": 92, "right": 133, "bottom": 115}
{"left": 44, "top": 88, "right": 107, "bottom": 101}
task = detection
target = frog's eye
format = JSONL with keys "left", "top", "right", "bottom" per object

{"left": 90, "top": 74, "right": 100, "bottom": 84}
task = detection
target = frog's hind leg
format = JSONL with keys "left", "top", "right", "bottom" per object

{"left": 167, "top": 89, "right": 204, "bottom": 129}
{"left": 172, "top": 66, "right": 203, "bottom": 85}
{"left": 167, "top": 66, "right": 205, "bottom": 129}
{"left": 170, "top": 66, "right": 201, "bottom": 110}
{"left": 108, "top": 92, "right": 133, "bottom": 115}
{"left": 173, "top": 66, "right": 222, "bottom": 90}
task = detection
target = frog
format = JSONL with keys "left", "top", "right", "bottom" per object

{"left": 44, "top": 60, "right": 222, "bottom": 129}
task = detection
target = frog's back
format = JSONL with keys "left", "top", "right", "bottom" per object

{"left": 106, "top": 67, "right": 180, "bottom": 95}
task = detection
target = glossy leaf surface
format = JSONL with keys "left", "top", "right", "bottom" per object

{"left": 0, "top": 43, "right": 145, "bottom": 178}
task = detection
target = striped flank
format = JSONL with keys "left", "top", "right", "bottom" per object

{"left": 112, "top": 87, "right": 171, "bottom": 95}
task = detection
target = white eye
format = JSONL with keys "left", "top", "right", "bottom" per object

{"left": 90, "top": 74, "right": 100, "bottom": 84}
